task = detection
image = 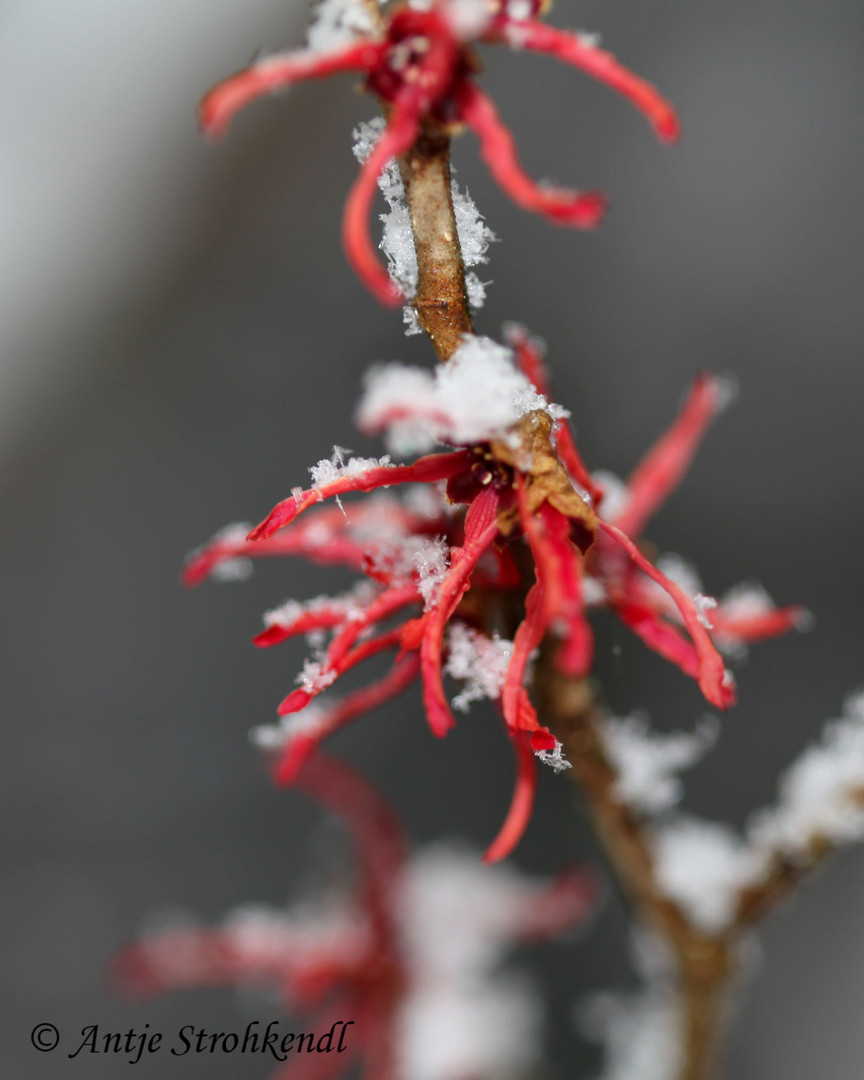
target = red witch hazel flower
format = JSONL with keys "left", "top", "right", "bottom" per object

{"left": 199, "top": 0, "right": 680, "bottom": 305}
{"left": 185, "top": 331, "right": 808, "bottom": 862}
{"left": 113, "top": 754, "right": 596, "bottom": 1080}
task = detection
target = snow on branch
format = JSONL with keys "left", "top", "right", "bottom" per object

{"left": 748, "top": 690, "right": 864, "bottom": 861}
{"left": 357, "top": 334, "right": 568, "bottom": 454}
{"left": 352, "top": 117, "right": 495, "bottom": 336}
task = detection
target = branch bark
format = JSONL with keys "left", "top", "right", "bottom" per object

{"left": 397, "top": 123, "right": 473, "bottom": 362}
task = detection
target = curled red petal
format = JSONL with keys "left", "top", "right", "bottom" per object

{"left": 502, "top": 582, "right": 547, "bottom": 732}
{"left": 712, "top": 604, "right": 810, "bottom": 643}
{"left": 249, "top": 450, "right": 472, "bottom": 541}
{"left": 199, "top": 42, "right": 385, "bottom": 138}
{"left": 182, "top": 521, "right": 372, "bottom": 587}
{"left": 600, "top": 520, "right": 730, "bottom": 709}
{"left": 325, "top": 584, "right": 420, "bottom": 668}
{"left": 293, "top": 754, "right": 407, "bottom": 934}
{"left": 510, "top": 865, "right": 600, "bottom": 941}
{"left": 456, "top": 80, "right": 608, "bottom": 228}
{"left": 274, "top": 656, "right": 421, "bottom": 786}
{"left": 483, "top": 730, "right": 537, "bottom": 864}
{"left": 111, "top": 924, "right": 345, "bottom": 1001}
{"left": 518, "top": 489, "right": 594, "bottom": 678}
{"left": 343, "top": 95, "right": 421, "bottom": 306}
{"left": 614, "top": 373, "right": 728, "bottom": 539}
{"left": 421, "top": 488, "right": 502, "bottom": 737}
{"left": 613, "top": 597, "right": 735, "bottom": 707}
{"left": 530, "top": 728, "right": 558, "bottom": 751}
{"left": 278, "top": 626, "right": 405, "bottom": 716}
{"left": 504, "top": 21, "right": 680, "bottom": 143}
{"left": 254, "top": 600, "right": 363, "bottom": 648}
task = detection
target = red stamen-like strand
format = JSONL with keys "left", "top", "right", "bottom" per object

{"left": 199, "top": 42, "right": 385, "bottom": 138}
{"left": 613, "top": 596, "right": 710, "bottom": 688}
{"left": 421, "top": 487, "right": 502, "bottom": 737}
{"left": 503, "top": 21, "right": 680, "bottom": 143}
{"left": 278, "top": 626, "right": 406, "bottom": 717}
{"left": 511, "top": 866, "right": 600, "bottom": 940}
{"left": 483, "top": 729, "right": 538, "bottom": 863}
{"left": 600, "top": 519, "right": 731, "bottom": 709}
{"left": 502, "top": 582, "right": 547, "bottom": 734}
{"left": 249, "top": 450, "right": 472, "bottom": 541}
{"left": 274, "top": 656, "right": 421, "bottom": 787}
{"left": 615, "top": 373, "right": 726, "bottom": 539}
{"left": 712, "top": 604, "right": 810, "bottom": 643}
{"left": 324, "top": 585, "right": 421, "bottom": 667}
{"left": 456, "top": 81, "right": 609, "bottom": 228}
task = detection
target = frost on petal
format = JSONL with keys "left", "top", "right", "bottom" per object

{"left": 221, "top": 898, "right": 367, "bottom": 973}
{"left": 601, "top": 714, "right": 718, "bottom": 814}
{"left": 310, "top": 446, "right": 392, "bottom": 489}
{"left": 535, "top": 737, "right": 572, "bottom": 773}
{"left": 693, "top": 594, "right": 718, "bottom": 630}
{"left": 250, "top": 704, "right": 331, "bottom": 751}
{"left": 364, "top": 533, "right": 449, "bottom": 605}
{"left": 712, "top": 581, "right": 812, "bottom": 658}
{"left": 209, "top": 557, "right": 254, "bottom": 583}
{"left": 357, "top": 335, "right": 566, "bottom": 454}
{"left": 262, "top": 582, "right": 378, "bottom": 636}
{"left": 299, "top": 659, "right": 339, "bottom": 694}
{"left": 748, "top": 692, "right": 864, "bottom": 859}
{"left": 307, "top": 0, "right": 379, "bottom": 53}
{"left": 445, "top": 622, "right": 514, "bottom": 711}
{"left": 186, "top": 523, "right": 255, "bottom": 583}
{"left": 719, "top": 581, "right": 776, "bottom": 622}
{"left": 651, "top": 816, "right": 761, "bottom": 933}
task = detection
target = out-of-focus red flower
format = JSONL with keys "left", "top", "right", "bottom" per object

{"left": 112, "top": 754, "right": 596, "bottom": 1080}
{"left": 185, "top": 333, "right": 806, "bottom": 861}
{"left": 199, "top": 0, "right": 679, "bottom": 305}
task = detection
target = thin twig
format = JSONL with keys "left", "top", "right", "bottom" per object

{"left": 397, "top": 123, "right": 473, "bottom": 362}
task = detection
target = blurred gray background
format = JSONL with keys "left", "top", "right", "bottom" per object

{"left": 2, "top": 0, "right": 863, "bottom": 1076}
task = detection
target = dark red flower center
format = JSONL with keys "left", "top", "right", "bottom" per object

{"left": 446, "top": 447, "right": 515, "bottom": 506}
{"left": 365, "top": 9, "right": 471, "bottom": 120}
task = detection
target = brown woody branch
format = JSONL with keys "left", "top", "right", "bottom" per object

{"left": 397, "top": 123, "right": 474, "bottom": 361}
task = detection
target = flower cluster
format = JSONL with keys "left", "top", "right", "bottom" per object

{"left": 184, "top": 331, "right": 806, "bottom": 861}
{"left": 113, "top": 754, "right": 596, "bottom": 1080}
{"left": 200, "top": 0, "right": 679, "bottom": 304}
